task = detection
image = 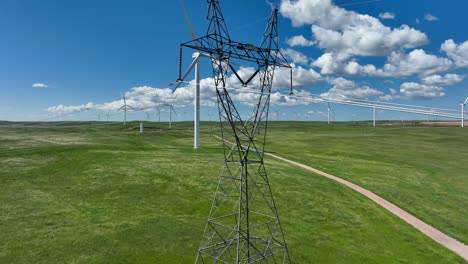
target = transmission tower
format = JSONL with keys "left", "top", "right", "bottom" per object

{"left": 178, "top": 1, "right": 292, "bottom": 262}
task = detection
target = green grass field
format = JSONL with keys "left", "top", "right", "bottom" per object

{"left": 0, "top": 121, "right": 466, "bottom": 263}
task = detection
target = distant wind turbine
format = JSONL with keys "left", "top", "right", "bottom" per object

{"left": 293, "top": 111, "right": 299, "bottom": 121}
{"left": 160, "top": 95, "right": 178, "bottom": 129}
{"left": 274, "top": 109, "right": 280, "bottom": 121}
{"left": 461, "top": 97, "right": 468, "bottom": 128}
{"left": 118, "top": 95, "right": 136, "bottom": 125}
{"left": 155, "top": 106, "right": 161, "bottom": 122}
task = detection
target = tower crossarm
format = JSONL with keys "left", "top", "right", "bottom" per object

{"left": 181, "top": 37, "right": 291, "bottom": 69}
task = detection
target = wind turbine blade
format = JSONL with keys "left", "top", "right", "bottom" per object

{"left": 171, "top": 105, "right": 177, "bottom": 115}
{"left": 464, "top": 97, "right": 468, "bottom": 105}
{"left": 127, "top": 105, "right": 136, "bottom": 110}
{"left": 172, "top": 94, "right": 179, "bottom": 104}
{"left": 173, "top": 55, "right": 200, "bottom": 92}
{"left": 118, "top": 105, "right": 125, "bottom": 110}
{"left": 180, "top": 0, "right": 198, "bottom": 47}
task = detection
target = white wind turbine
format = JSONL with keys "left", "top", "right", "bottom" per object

{"left": 461, "top": 97, "right": 468, "bottom": 128}
{"left": 274, "top": 109, "right": 280, "bottom": 121}
{"left": 119, "top": 95, "right": 136, "bottom": 125}
{"left": 160, "top": 95, "right": 178, "bottom": 129}
{"left": 155, "top": 106, "right": 161, "bottom": 122}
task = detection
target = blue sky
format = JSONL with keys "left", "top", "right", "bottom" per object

{"left": 1, "top": 0, "right": 467, "bottom": 122}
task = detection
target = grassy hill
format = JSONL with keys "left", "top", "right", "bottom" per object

{"left": 0, "top": 121, "right": 465, "bottom": 263}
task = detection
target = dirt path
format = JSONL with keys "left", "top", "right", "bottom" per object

{"left": 212, "top": 135, "right": 468, "bottom": 260}
{"left": 265, "top": 152, "right": 468, "bottom": 261}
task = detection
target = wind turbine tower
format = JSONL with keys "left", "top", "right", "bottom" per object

{"left": 373, "top": 105, "right": 376, "bottom": 127}
{"left": 461, "top": 97, "right": 468, "bottom": 128}
{"left": 153, "top": 106, "right": 161, "bottom": 122}
{"left": 178, "top": 1, "right": 292, "bottom": 262}
{"left": 119, "top": 95, "right": 136, "bottom": 125}
{"left": 274, "top": 109, "right": 280, "bottom": 121}
{"left": 160, "top": 96, "right": 178, "bottom": 129}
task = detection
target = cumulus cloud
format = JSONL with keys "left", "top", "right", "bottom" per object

{"left": 286, "top": 35, "right": 316, "bottom": 47}
{"left": 47, "top": 86, "right": 204, "bottom": 114}
{"left": 312, "top": 49, "right": 453, "bottom": 77}
{"left": 400, "top": 82, "right": 445, "bottom": 99}
{"left": 280, "top": 0, "right": 428, "bottom": 58}
{"left": 47, "top": 102, "right": 94, "bottom": 114}
{"left": 379, "top": 88, "right": 400, "bottom": 101}
{"left": 47, "top": 63, "right": 324, "bottom": 115}
{"left": 311, "top": 52, "right": 377, "bottom": 75}
{"left": 424, "top": 14, "right": 438, "bottom": 22}
{"left": 422, "top": 74, "right": 465, "bottom": 86}
{"left": 224, "top": 64, "right": 322, "bottom": 89}
{"left": 376, "top": 49, "right": 453, "bottom": 77}
{"left": 32, "top": 83, "right": 48, "bottom": 88}
{"left": 379, "top": 12, "right": 395, "bottom": 20}
{"left": 321, "top": 77, "right": 383, "bottom": 100}
{"left": 281, "top": 48, "right": 309, "bottom": 65}
{"left": 272, "top": 64, "right": 322, "bottom": 88}
{"left": 441, "top": 39, "right": 468, "bottom": 68}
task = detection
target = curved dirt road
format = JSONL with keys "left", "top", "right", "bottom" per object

{"left": 266, "top": 152, "right": 468, "bottom": 261}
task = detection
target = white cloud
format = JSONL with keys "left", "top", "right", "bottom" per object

{"left": 424, "top": 14, "right": 438, "bottom": 22}
{"left": 286, "top": 35, "right": 316, "bottom": 47}
{"left": 280, "top": 0, "right": 428, "bottom": 58}
{"left": 48, "top": 86, "right": 204, "bottom": 114}
{"left": 281, "top": 48, "right": 309, "bottom": 65}
{"left": 377, "top": 49, "right": 453, "bottom": 77}
{"left": 313, "top": 49, "right": 453, "bottom": 77}
{"left": 273, "top": 64, "right": 323, "bottom": 88}
{"left": 32, "top": 83, "right": 48, "bottom": 88}
{"left": 379, "top": 12, "right": 395, "bottom": 20}
{"left": 400, "top": 82, "right": 445, "bottom": 99}
{"left": 223, "top": 64, "right": 322, "bottom": 89}
{"left": 379, "top": 88, "right": 400, "bottom": 101}
{"left": 47, "top": 102, "right": 93, "bottom": 114}
{"left": 47, "top": 64, "right": 323, "bottom": 115}
{"left": 228, "top": 89, "right": 317, "bottom": 107}
{"left": 321, "top": 77, "right": 383, "bottom": 100}
{"left": 441, "top": 39, "right": 468, "bottom": 68}
{"left": 422, "top": 74, "right": 465, "bottom": 86}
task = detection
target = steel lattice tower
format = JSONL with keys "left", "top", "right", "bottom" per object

{"left": 178, "top": 1, "right": 292, "bottom": 262}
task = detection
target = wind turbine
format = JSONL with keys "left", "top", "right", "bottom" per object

{"left": 274, "top": 109, "right": 280, "bottom": 121}
{"left": 155, "top": 106, "right": 161, "bottom": 122}
{"left": 293, "top": 111, "right": 299, "bottom": 121}
{"left": 208, "top": 110, "right": 214, "bottom": 132}
{"left": 461, "top": 97, "right": 468, "bottom": 128}
{"left": 168, "top": 104, "right": 177, "bottom": 129}
{"left": 119, "top": 95, "right": 136, "bottom": 125}
{"left": 106, "top": 112, "right": 110, "bottom": 122}
{"left": 171, "top": 0, "right": 203, "bottom": 148}
{"left": 160, "top": 95, "right": 178, "bottom": 129}
{"left": 373, "top": 105, "right": 376, "bottom": 127}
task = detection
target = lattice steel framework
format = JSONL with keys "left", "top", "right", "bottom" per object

{"left": 178, "top": 1, "right": 292, "bottom": 263}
